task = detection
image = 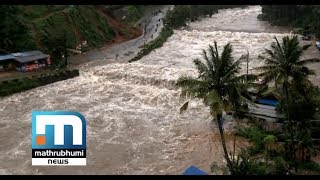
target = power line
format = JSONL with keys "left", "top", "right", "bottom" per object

{"left": 0, "top": 48, "right": 11, "bottom": 55}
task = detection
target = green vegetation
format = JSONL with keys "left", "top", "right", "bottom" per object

{"left": 231, "top": 35, "right": 320, "bottom": 174}
{"left": 234, "top": 121, "right": 320, "bottom": 175}
{"left": 0, "top": 5, "right": 116, "bottom": 65}
{"left": 129, "top": 26, "right": 174, "bottom": 62}
{"left": 33, "top": 6, "right": 115, "bottom": 64}
{"left": 259, "top": 5, "right": 320, "bottom": 38}
{"left": 0, "top": 5, "right": 151, "bottom": 66}
{"left": 166, "top": 5, "right": 246, "bottom": 29}
{"left": 130, "top": 5, "right": 246, "bottom": 62}
{"left": 34, "top": 6, "right": 116, "bottom": 65}
{"left": 233, "top": 124, "right": 291, "bottom": 175}
{"left": 256, "top": 35, "right": 320, "bottom": 167}
{"left": 122, "top": 5, "right": 145, "bottom": 25}
{"left": 0, "top": 77, "right": 39, "bottom": 97}
{"left": 0, "top": 69, "right": 79, "bottom": 97}
{"left": 0, "top": 6, "right": 37, "bottom": 52}
{"left": 177, "top": 35, "right": 320, "bottom": 175}
{"left": 236, "top": 126, "right": 271, "bottom": 154}
{"left": 176, "top": 42, "right": 256, "bottom": 174}
{"left": 2, "top": 5, "right": 320, "bottom": 174}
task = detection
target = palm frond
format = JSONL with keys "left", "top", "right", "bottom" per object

{"left": 231, "top": 74, "right": 258, "bottom": 83}
{"left": 180, "top": 101, "right": 189, "bottom": 114}
{"left": 258, "top": 54, "right": 266, "bottom": 60}
{"left": 255, "top": 65, "right": 278, "bottom": 71}
{"left": 178, "top": 76, "right": 213, "bottom": 101}
{"left": 275, "top": 73, "right": 288, "bottom": 86}
{"left": 296, "top": 58, "right": 320, "bottom": 66}
{"left": 202, "top": 49, "right": 214, "bottom": 72}
{"left": 294, "top": 66, "right": 316, "bottom": 76}
{"left": 274, "top": 37, "right": 286, "bottom": 62}
{"left": 264, "top": 58, "right": 281, "bottom": 66}
{"left": 302, "top": 44, "right": 312, "bottom": 51}
{"left": 203, "top": 89, "right": 222, "bottom": 107}
{"left": 220, "top": 43, "right": 233, "bottom": 65}
{"left": 257, "top": 69, "right": 283, "bottom": 85}
{"left": 208, "top": 44, "right": 220, "bottom": 71}
{"left": 265, "top": 49, "right": 275, "bottom": 58}
{"left": 176, "top": 76, "right": 204, "bottom": 88}
{"left": 255, "top": 35, "right": 320, "bottom": 89}
{"left": 193, "top": 58, "right": 210, "bottom": 77}
{"left": 238, "top": 50, "right": 249, "bottom": 64}
{"left": 177, "top": 40, "right": 255, "bottom": 117}
{"left": 214, "top": 41, "right": 220, "bottom": 61}
{"left": 261, "top": 86, "right": 281, "bottom": 99}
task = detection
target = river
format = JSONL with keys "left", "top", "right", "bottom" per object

{"left": 0, "top": 6, "right": 319, "bottom": 175}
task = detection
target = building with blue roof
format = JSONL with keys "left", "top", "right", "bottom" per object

{"left": 0, "top": 50, "right": 51, "bottom": 72}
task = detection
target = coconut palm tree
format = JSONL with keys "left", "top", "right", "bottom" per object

{"left": 176, "top": 41, "right": 256, "bottom": 174}
{"left": 256, "top": 35, "right": 320, "bottom": 164}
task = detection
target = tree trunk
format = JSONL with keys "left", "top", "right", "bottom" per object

{"left": 63, "top": 31, "right": 68, "bottom": 67}
{"left": 284, "top": 82, "right": 297, "bottom": 171}
{"left": 64, "top": 49, "right": 68, "bottom": 67}
{"left": 216, "top": 114, "right": 233, "bottom": 174}
{"left": 246, "top": 51, "right": 249, "bottom": 82}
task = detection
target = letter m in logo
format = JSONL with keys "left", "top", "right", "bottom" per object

{"left": 32, "top": 111, "right": 86, "bottom": 149}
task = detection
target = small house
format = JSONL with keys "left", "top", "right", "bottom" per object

{"left": 0, "top": 51, "right": 51, "bottom": 72}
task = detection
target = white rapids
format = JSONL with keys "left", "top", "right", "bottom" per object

{"left": 2, "top": 6, "right": 314, "bottom": 175}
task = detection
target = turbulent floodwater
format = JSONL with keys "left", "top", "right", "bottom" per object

{"left": 1, "top": 6, "right": 316, "bottom": 175}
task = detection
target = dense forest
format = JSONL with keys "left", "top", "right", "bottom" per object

{"left": 166, "top": 5, "right": 247, "bottom": 29}
{"left": 259, "top": 5, "right": 320, "bottom": 38}
{"left": 2, "top": 5, "right": 319, "bottom": 65}
{"left": 1, "top": 5, "right": 320, "bottom": 175}
{"left": 0, "top": 5, "right": 144, "bottom": 65}
{"left": 0, "top": 5, "right": 247, "bottom": 65}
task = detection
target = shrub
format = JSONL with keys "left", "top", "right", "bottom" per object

{"left": 0, "top": 69, "right": 79, "bottom": 97}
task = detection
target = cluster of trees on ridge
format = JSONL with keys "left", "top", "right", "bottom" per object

{"left": 177, "top": 35, "right": 320, "bottom": 175}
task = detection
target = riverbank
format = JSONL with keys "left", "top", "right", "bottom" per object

{"left": 129, "top": 5, "right": 248, "bottom": 63}
{"left": 0, "top": 5, "right": 170, "bottom": 98}
{"left": 1, "top": 6, "right": 320, "bottom": 175}
{"left": 259, "top": 5, "right": 320, "bottom": 39}
{"left": 0, "top": 69, "right": 79, "bottom": 97}
{"left": 69, "top": 5, "right": 172, "bottom": 69}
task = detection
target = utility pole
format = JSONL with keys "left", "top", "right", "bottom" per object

{"left": 246, "top": 50, "right": 249, "bottom": 83}
{"left": 62, "top": 30, "right": 68, "bottom": 68}
{"left": 246, "top": 51, "right": 249, "bottom": 76}
{"left": 144, "top": 21, "right": 147, "bottom": 37}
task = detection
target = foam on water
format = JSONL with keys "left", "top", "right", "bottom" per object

{"left": 0, "top": 6, "right": 290, "bottom": 174}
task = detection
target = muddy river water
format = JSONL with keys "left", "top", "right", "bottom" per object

{"left": 0, "top": 6, "right": 319, "bottom": 175}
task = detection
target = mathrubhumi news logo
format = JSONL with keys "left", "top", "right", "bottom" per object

{"left": 32, "top": 111, "right": 86, "bottom": 166}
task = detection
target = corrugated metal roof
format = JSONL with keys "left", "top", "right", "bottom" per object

{"left": 258, "top": 98, "right": 279, "bottom": 106}
{"left": 0, "top": 54, "right": 15, "bottom": 61}
{"left": 0, "top": 51, "right": 48, "bottom": 63}
{"left": 13, "top": 50, "right": 44, "bottom": 57}
{"left": 248, "top": 103, "right": 282, "bottom": 118}
{"left": 14, "top": 54, "right": 49, "bottom": 63}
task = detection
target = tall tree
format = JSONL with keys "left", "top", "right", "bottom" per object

{"left": 39, "top": 20, "right": 74, "bottom": 67}
{"left": 256, "top": 35, "right": 320, "bottom": 168}
{"left": 176, "top": 41, "right": 255, "bottom": 174}
{"left": 0, "top": 5, "right": 35, "bottom": 52}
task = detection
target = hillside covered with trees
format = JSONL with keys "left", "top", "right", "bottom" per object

{"left": 0, "top": 5, "right": 144, "bottom": 65}
{"left": 259, "top": 5, "right": 320, "bottom": 38}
